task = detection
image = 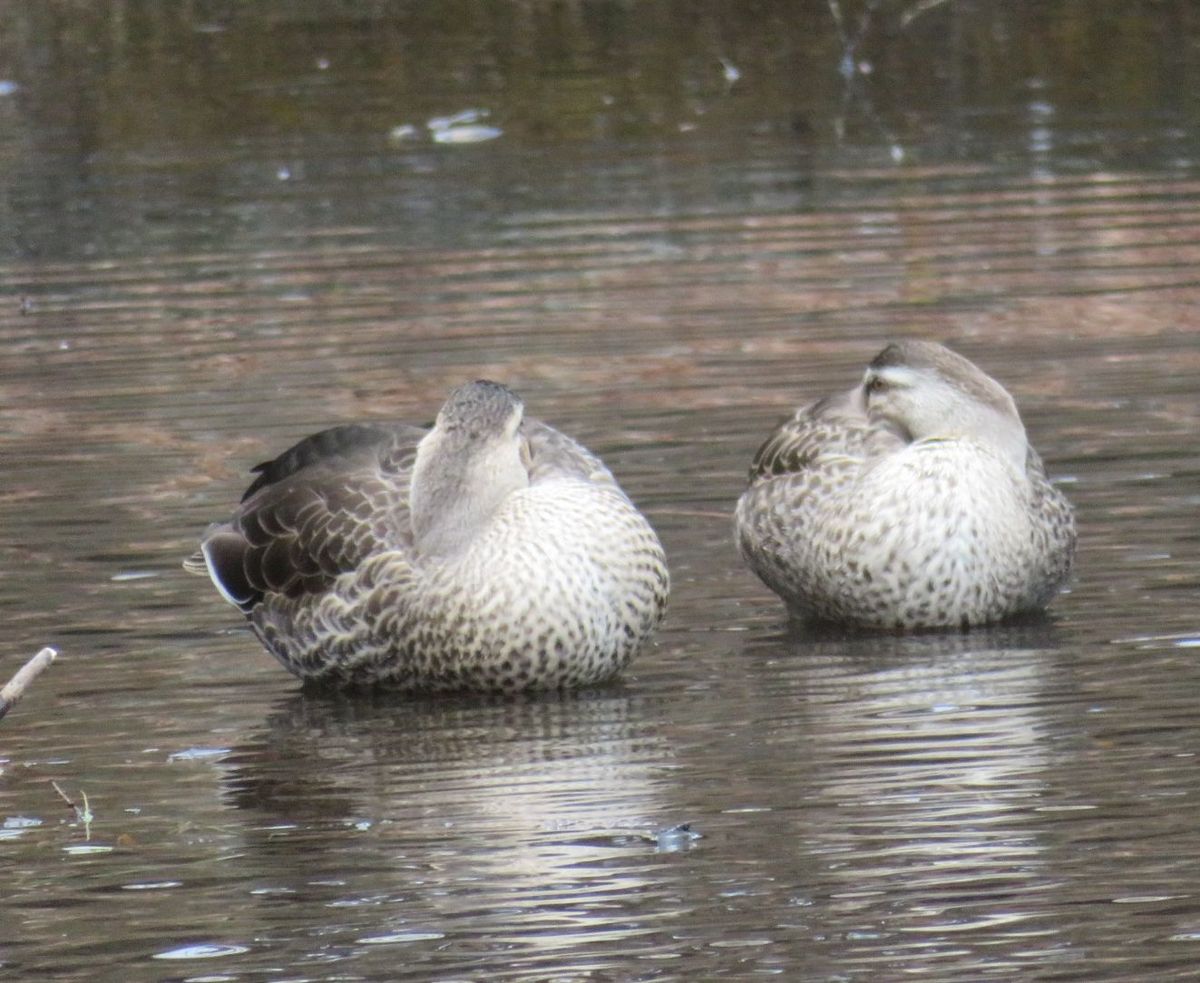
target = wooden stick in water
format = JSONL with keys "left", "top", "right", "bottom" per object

{"left": 0, "top": 647, "right": 58, "bottom": 722}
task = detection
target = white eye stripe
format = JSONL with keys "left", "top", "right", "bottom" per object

{"left": 881, "top": 366, "right": 917, "bottom": 387}
{"left": 864, "top": 365, "right": 916, "bottom": 394}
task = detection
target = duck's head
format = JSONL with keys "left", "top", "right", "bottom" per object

{"left": 410, "top": 380, "right": 531, "bottom": 557}
{"left": 859, "top": 340, "right": 1028, "bottom": 468}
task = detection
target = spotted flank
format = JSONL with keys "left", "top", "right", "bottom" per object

{"left": 735, "top": 341, "right": 1076, "bottom": 630}
{"left": 188, "top": 381, "right": 669, "bottom": 690}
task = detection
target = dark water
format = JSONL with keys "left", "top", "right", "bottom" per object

{"left": 2, "top": 2, "right": 1200, "bottom": 980}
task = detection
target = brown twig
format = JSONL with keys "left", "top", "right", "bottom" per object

{"left": 0, "top": 647, "right": 57, "bottom": 722}
{"left": 51, "top": 780, "right": 77, "bottom": 811}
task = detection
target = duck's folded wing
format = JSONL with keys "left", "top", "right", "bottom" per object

{"left": 193, "top": 424, "right": 424, "bottom": 610}
{"left": 523, "top": 419, "right": 619, "bottom": 486}
{"left": 749, "top": 388, "right": 868, "bottom": 482}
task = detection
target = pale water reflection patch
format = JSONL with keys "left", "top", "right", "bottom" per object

{"left": 152, "top": 943, "right": 251, "bottom": 960}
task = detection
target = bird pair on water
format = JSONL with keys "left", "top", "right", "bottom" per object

{"left": 188, "top": 341, "right": 1076, "bottom": 691}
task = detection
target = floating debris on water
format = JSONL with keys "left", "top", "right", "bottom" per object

{"left": 655, "top": 822, "right": 703, "bottom": 852}
{"left": 63, "top": 843, "right": 113, "bottom": 855}
{"left": 1, "top": 816, "right": 43, "bottom": 840}
{"left": 152, "top": 943, "right": 251, "bottom": 960}
{"left": 388, "top": 123, "right": 418, "bottom": 142}
{"left": 168, "top": 747, "right": 231, "bottom": 762}
{"left": 432, "top": 124, "right": 503, "bottom": 145}
{"left": 427, "top": 107, "right": 487, "bottom": 130}
{"left": 427, "top": 108, "right": 502, "bottom": 144}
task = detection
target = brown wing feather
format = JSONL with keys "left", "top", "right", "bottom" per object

{"left": 197, "top": 417, "right": 616, "bottom": 614}
{"left": 241, "top": 424, "right": 397, "bottom": 501}
{"left": 749, "top": 388, "right": 869, "bottom": 482}
{"left": 202, "top": 423, "right": 424, "bottom": 611}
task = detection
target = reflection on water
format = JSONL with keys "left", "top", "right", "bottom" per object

{"left": 3, "top": 1, "right": 1200, "bottom": 980}
{"left": 221, "top": 693, "right": 689, "bottom": 976}
{"left": 774, "top": 626, "right": 1066, "bottom": 977}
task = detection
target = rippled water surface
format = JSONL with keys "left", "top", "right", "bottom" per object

{"left": 2, "top": 2, "right": 1200, "bottom": 980}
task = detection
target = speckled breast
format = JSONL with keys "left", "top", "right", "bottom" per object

{"left": 253, "top": 478, "right": 669, "bottom": 690}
